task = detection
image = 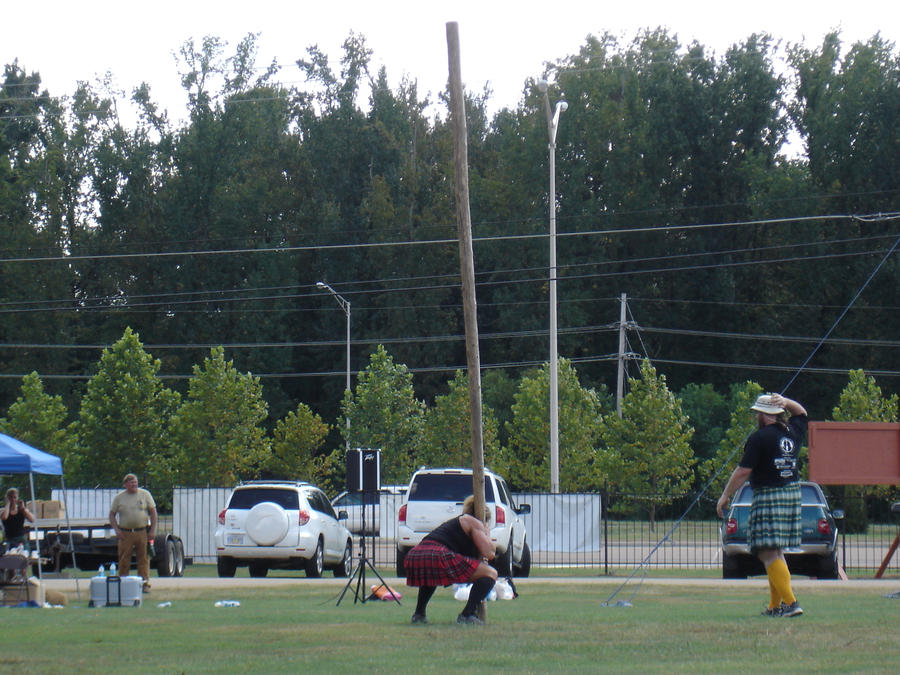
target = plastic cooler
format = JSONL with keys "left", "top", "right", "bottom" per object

{"left": 89, "top": 575, "right": 143, "bottom": 607}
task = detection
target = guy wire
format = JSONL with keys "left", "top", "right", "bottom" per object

{"left": 603, "top": 232, "right": 900, "bottom": 607}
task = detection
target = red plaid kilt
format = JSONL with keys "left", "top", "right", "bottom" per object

{"left": 404, "top": 540, "right": 479, "bottom": 587}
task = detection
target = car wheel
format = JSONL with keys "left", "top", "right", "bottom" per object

{"left": 722, "top": 551, "right": 746, "bottom": 579}
{"left": 514, "top": 541, "right": 531, "bottom": 578}
{"left": 334, "top": 540, "right": 353, "bottom": 578}
{"left": 305, "top": 538, "right": 324, "bottom": 578}
{"left": 396, "top": 547, "right": 407, "bottom": 577}
{"left": 217, "top": 557, "right": 236, "bottom": 578}
{"left": 248, "top": 562, "right": 269, "bottom": 578}
{"left": 816, "top": 551, "right": 839, "bottom": 579}
{"left": 493, "top": 544, "right": 513, "bottom": 577}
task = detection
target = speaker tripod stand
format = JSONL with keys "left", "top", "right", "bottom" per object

{"left": 336, "top": 491, "right": 401, "bottom": 607}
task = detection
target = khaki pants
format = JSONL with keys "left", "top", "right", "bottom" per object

{"left": 117, "top": 529, "right": 150, "bottom": 586}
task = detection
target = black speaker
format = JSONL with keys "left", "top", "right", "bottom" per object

{"left": 346, "top": 448, "right": 381, "bottom": 492}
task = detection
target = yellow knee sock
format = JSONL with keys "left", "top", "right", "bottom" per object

{"left": 768, "top": 578, "right": 780, "bottom": 609}
{"left": 766, "top": 558, "right": 795, "bottom": 606}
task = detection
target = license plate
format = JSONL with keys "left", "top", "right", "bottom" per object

{"left": 226, "top": 534, "right": 244, "bottom": 545}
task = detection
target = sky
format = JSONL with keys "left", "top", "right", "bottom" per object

{"left": 4, "top": 0, "right": 897, "bottom": 125}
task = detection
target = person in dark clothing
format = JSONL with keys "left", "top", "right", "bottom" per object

{"left": 1, "top": 488, "right": 35, "bottom": 551}
{"left": 404, "top": 495, "right": 498, "bottom": 625}
{"left": 717, "top": 393, "right": 808, "bottom": 618}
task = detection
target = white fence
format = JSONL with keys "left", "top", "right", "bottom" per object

{"left": 51, "top": 488, "right": 602, "bottom": 565}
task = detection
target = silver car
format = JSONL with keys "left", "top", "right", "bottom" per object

{"left": 331, "top": 486, "right": 406, "bottom": 535}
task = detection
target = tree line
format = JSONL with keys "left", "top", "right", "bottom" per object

{"left": 0, "top": 28, "right": 897, "bottom": 499}
{"left": 1, "top": 327, "right": 896, "bottom": 524}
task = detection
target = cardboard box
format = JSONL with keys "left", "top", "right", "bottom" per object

{"left": 27, "top": 500, "right": 42, "bottom": 518}
{"left": 41, "top": 500, "right": 66, "bottom": 519}
{"left": 2, "top": 577, "right": 43, "bottom": 605}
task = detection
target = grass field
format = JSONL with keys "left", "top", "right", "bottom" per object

{"left": 3, "top": 576, "right": 898, "bottom": 673}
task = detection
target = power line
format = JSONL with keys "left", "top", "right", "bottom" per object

{"left": 0, "top": 321, "right": 893, "bottom": 363}
{"left": 0, "top": 225, "right": 895, "bottom": 315}
{"left": 3, "top": 352, "right": 896, "bottom": 382}
{"left": 2, "top": 211, "right": 896, "bottom": 265}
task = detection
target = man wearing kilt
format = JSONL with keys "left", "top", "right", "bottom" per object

{"left": 405, "top": 495, "right": 498, "bottom": 625}
{"left": 717, "top": 393, "right": 808, "bottom": 617}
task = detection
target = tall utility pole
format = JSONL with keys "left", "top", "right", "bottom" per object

{"left": 616, "top": 293, "right": 627, "bottom": 417}
{"left": 537, "top": 79, "right": 567, "bottom": 493}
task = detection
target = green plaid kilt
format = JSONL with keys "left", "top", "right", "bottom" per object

{"left": 748, "top": 483, "right": 802, "bottom": 552}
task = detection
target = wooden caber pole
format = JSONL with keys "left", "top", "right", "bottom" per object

{"left": 446, "top": 22, "right": 488, "bottom": 619}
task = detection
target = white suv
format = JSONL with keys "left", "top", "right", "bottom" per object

{"left": 215, "top": 481, "right": 353, "bottom": 578}
{"left": 396, "top": 468, "right": 531, "bottom": 577}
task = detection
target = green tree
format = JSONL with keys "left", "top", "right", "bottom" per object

{"left": 500, "top": 359, "right": 604, "bottom": 492}
{"left": 420, "top": 370, "right": 500, "bottom": 469}
{"left": 0, "top": 65, "right": 78, "bottom": 408}
{"left": 264, "top": 403, "right": 331, "bottom": 481}
{"left": 786, "top": 33, "right": 900, "bottom": 388}
{"left": 831, "top": 369, "right": 899, "bottom": 423}
{"left": 700, "top": 381, "right": 764, "bottom": 495}
{"left": 481, "top": 369, "right": 518, "bottom": 449}
{"left": 169, "top": 346, "right": 270, "bottom": 486}
{"left": 678, "top": 383, "right": 730, "bottom": 464}
{"left": 597, "top": 360, "right": 695, "bottom": 527}
{"left": 0, "top": 372, "right": 73, "bottom": 497}
{"left": 71, "top": 328, "right": 180, "bottom": 486}
{"left": 153, "top": 33, "right": 313, "bottom": 420}
{"left": 0, "top": 372, "right": 70, "bottom": 454}
{"left": 341, "top": 345, "right": 424, "bottom": 484}
{"left": 790, "top": 33, "right": 900, "bottom": 213}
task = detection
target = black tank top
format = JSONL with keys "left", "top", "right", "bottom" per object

{"left": 423, "top": 516, "right": 478, "bottom": 559}
{"left": 2, "top": 509, "right": 26, "bottom": 538}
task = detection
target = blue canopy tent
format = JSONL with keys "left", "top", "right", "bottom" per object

{"left": 0, "top": 433, "right": 73, "bottom": 592}
{"left": 0, "top": 433, "right": 63, "bottom": 476}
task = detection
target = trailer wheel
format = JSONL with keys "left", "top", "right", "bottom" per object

{"left": 173, "top": 538, "right": 185, "bottom": 577}
{"left": 155, "top": 536, "right": 176, "bottom": 577}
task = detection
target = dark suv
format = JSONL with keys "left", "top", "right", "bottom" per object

{"left": 721, "top": 481, "right": 844, "bottom": 579}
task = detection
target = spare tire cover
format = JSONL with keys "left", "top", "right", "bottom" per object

{"left": 246, "top": 502, "right": 290, "bottom": 545}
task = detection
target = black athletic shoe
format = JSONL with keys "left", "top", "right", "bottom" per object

{"left": 781, "top": 601, "right": 803, "bottom": 617}
{"left": 457, "top": 613, "right": 485, "bottom": 625}
{"left": 410, "top": 613, "right": 428, "bottom": 624}
{"left": 761, "top": 605, "right": 783, "bottom": 617}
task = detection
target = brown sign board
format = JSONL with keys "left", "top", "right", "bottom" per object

{"left": 808, "top": 422, "right": 900, "bottom": 485}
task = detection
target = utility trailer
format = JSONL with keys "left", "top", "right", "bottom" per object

{"left": 35, "top": 518, "right": 187, "bottom": 577}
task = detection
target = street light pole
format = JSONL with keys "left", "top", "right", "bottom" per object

{"left": 537, "top": 79, "right": 567, "bottom": 494}
{"left": 316, "top": 281, "right": 351, "bottom": 450}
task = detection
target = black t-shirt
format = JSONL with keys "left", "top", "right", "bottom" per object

{"left": 739, "top": 414, "right": 808, "bottom": 488}
{"left": 423, "top": 516, "right": 478, "bottom": 559}
{"left": 2, "top": 509, "right": 26, "bottom": 539}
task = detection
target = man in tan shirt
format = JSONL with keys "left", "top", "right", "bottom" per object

{"left": 108, "top": 473, "right": 157, "bottom": 593}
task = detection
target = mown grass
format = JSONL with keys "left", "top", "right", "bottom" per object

{"left": 3, "top": 580, "right": 898, "bottom": 673}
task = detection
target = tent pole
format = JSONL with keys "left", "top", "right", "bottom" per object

{"left": 59, "top": 476, "right": 81, "bottom": 601}
{"left": 27, "top": 471, "right": 39, "bottom": 585}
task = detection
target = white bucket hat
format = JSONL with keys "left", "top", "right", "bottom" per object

{"left": 750, "top": 394, "right": 784, "bottom": 415}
